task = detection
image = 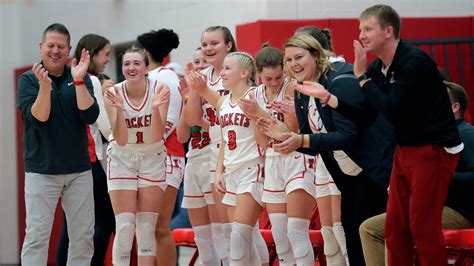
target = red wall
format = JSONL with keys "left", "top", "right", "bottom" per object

{"left": 236, "top": 17, "right": 473, "bottom": 116}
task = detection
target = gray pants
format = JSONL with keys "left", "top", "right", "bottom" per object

{"left": 21, "top": 171, "right": 94, "bottom": 266}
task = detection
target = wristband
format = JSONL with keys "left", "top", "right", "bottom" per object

{"left": 73, "top": 80, "right": 85, "bottom": 86}
{"left": 323, "top": 92, "right": 332, "bottom": 104}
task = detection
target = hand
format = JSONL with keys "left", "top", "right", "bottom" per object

{"left": 71, "top": 48, "right": 91, "bottom": 81}
{"left": 32, "top": 63, "right": 52, "bottom": 87}
{"left": 178, "top": 78, "right": 189, "bottom": 98}
{"left": 274, "top": 132, "right": 303, "bottom": 155}
{"left": 256, "top": 117, "right": 289, "bottom": 141}
{"left": 294, "top": 81, "right": 329, "bottom": 100}
{"left": 353, "top": 40, "right": 367, "bottom": 78}
{"left": 152, "top": 83, "right": 171, "bottom": 109}
{"left": 105, "top": 86, "right": 123, "bottom": 110}
{"left": 214, "top": 172, "right": 226, "bottom": 193}
{"left": 239, "top": 92, "right": 260, "bottom": 120}
{"left": 272, "top": 95, "right": 296, "bottom": 115}
{"left": 101, "top": 79, "right": 115, "bottom": 94}
{"left": 185, "top": 71, "right": 208, "bottom": 94}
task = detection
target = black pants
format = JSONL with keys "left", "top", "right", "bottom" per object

{"left": 340, "top": 172, "right": 388, "bottom": 266}
{"left": 56, "top": 160, "right": 115, "bottom": 266}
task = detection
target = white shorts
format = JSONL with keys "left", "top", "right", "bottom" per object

{"left": 166, "top": 155, "right": 185, "bottom": 189}
{"left": 315, "top": 155, "right": 341, "bottom": 197}
{"left": 107, "top": 142, "right": 167, "bottom": 192}
{"left": 262, "top": 153, "right": 317, "bottom": 204}
{"left": 209, "top": 142, "right": 219, "bottom": 184}
{"left": 222, "top": 162, "right": 264, "bottom": 207}
{"left": 181, "top": 156, "right": 214, "bottom": 209}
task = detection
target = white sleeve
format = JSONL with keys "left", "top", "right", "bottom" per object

{"left": 91, "top": 75, "right": 112, "bottom": 140}
{"left": 154, "top": 69, "right": 183, "bottom": 140}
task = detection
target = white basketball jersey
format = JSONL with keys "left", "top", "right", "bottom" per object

{"left": 255, "top": 78, "right": 290, "bottom": 157}
{"left": 308, "top": 97, "right": 362, "bottom": 176}
{"left": 219, "top": 88, "right": 263, "bottom": 173}
{"left": 201, "top": 66, "right": 229, "bottom": 146}
{"left": 147, "top": 67, "right": 183, "bottom": 140}
{"left": 116, "top": 79, "right": 164, "bottom": 150}
{"left": 186, "top": 111, "right": 211, "bottom": 159}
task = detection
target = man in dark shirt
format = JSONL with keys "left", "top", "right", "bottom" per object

{"left": 359, "top": 81, "right": 474, "bottom": 265}
{"left": 17, "top": 23, "right": 99, "bottom": 266}
{"left": 352, "top": 5, "right": 463, "bottom": 266}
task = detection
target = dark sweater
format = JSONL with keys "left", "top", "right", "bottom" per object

{"left": 446, "top": 119, "right": 474, "bottom": 224}
{"left": 337, "top": 40, "right": 461, "bottom": 148}
{"left": 295, "top": 62, "right": 395, "bottom": 189}
{"left": 17, "top": 64, "right": 99, "bottom": 174}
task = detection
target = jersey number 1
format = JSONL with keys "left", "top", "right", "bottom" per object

{"left": 136, "top": 131, "right": 144, "bottom": 144}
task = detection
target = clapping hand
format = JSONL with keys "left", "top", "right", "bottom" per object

{"left": 256, "top": 117, "right": 290, "bottom": 141}
{"left": 71, "top": 48, "right": 90, "bottom": 81}
{"left": 32, "top": 63, "right": 52, "bottom": 88}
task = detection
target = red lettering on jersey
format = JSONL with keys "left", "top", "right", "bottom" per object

{"left": 125, "top": 114, "right": 152, "bottom": 129}
{"left": 206, "top": 108, "right": 218, "bottom": 127}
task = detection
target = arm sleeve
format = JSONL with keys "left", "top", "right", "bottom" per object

{"left": 17, "top": 72, "right": 46, "bottom": 127}
{"left": 156, "top": 70, "right": 183, "bottom": 140}
{"left": 78, "top": 75, "right": 100, "bottom": 124}
{"left": 91, "top": 75, "right": 112, "bottom": 138}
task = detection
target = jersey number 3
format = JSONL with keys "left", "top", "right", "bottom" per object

{"left": 228, "top": 130, "right": 237, "bottom": 150}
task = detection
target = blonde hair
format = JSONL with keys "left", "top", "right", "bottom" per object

{"left": 284, "top": 33, "right": 333, "bottom": 81}
{"left": 226, "top": 51, "right": 257, "bottom": 86}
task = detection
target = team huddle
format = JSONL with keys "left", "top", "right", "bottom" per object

{"left": 18, "top": 3, "right": 473, "bottom": 266}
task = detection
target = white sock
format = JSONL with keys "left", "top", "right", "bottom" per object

{"left": 212, "top": 223, "right": 229, "bottom": 266}
{"left": 268, "top": 213, "right": 295, "bottom": 265}
{"left": 287, "top": 217, "right": 314, "bottom": 266}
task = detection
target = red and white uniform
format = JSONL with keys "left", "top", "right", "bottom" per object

{"left": 201, "top": 66, "right": 229, "bottom": 183}
{"left": 106, "top": 79, "right": 167, "bottom": 192}
{"left": 181, "top": 113, "right": 214, "bottom": 209}
{"left": 308, "top": 97, "right": 362, "bottom": 197}
{"left": 148, "top": 67, "right": 185, "bottom": 189}
{"left": 254, "top": 81, "right": 317, "bottom": 203}
{"left": 219, "top": 89, "right": 264, "bottom": 207}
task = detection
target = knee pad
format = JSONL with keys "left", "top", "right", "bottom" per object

{"left": 221, "top": 223, "right": 233, "bottom": 257}
{"left": 229, "top": 222, "right": 254, "bottom": 265}
{"left": 332, "top": 222, "right": 348, "bottom": 256}
{"left": 287, "top": 218, "right": 312, "bottom": 261}
{"left": 321, "top": 226, "right": 339, "bottom": 256}
{"left": 268, "top": 213, "right": 294, "bottom": 264}
{"left": 113, "top": 212, "right": 136, "bottom": 265}
{"left": 194, "top": 224, "right": 219, "bottom": 264}
{"left": 135, "top": 212, "right": 158, "bottom": 256}
{"left": 253, "top": 223, "right": 269, "bottom": 264}
{"left": 211, "top": 223, "right": 229, "bottom": 260}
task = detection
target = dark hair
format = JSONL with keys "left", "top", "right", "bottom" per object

{"left": 136, "top": 29, "right": 179, "bottom": 64}
{"left": 96, "top": 73, "right": 110, "bottom": 84}
{"left": 360, "top": 4, "right": 402, "bottom": 39}
{"left": 122, "top": 47, "right": 148, "bottom": 66}
{"left": 445, "top": 81, "right": 468, "bottom": 116}
{"left": 42, "top": 23, "right": 70, "bottom": 45}
{"left": 73, "top": 34, "right": 110, "bottom": 75}
{"left": 203, "top": 26, "right": 237, "bottom": 52}
{"left": 296, "top": 26, "right": 333, "bottom": 51}
{"left": 255, "top": 44, "right": 283, "bottom": 73}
